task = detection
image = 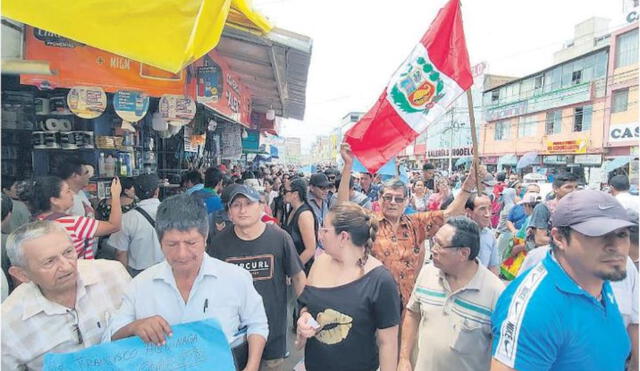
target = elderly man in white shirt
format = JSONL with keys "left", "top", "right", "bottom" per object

{"left": 2, "top": 221, "right": 131, "bottom": 370}
{"left": 105, "top": 193, "right": 268, "bottom": 371}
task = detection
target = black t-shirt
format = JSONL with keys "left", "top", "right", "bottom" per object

{"left": 209, "top": 224, "right": 303, "bottom": 360}
{"left": 283, "top": 203, "right": 317, "bottom": 273}
{"left": 298, "top": 265, "right": 401, "bottom": 371}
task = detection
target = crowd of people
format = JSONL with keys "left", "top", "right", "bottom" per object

{"left": 0, "top": 145, "right": 638, "bottom": 371}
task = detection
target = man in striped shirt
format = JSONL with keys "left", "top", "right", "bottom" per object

{"left": 2, "top": 221, "right": 130, "bottom": 370}
{"left": 398, "top": 216, "right": 505, "bottom": 371}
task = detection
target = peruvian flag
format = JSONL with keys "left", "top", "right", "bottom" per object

{"left": 345, "top": 0, "right": 473, "bottom": 173}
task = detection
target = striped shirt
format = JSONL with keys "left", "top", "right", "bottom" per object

{"left": 1, "top": 259, "right": 131, "bottom": 370}
{"left": 407, "top": 261, "right": 505, "bottom": 371}
{"left": 36, "top": 214, "right": 98, "bottom": 259}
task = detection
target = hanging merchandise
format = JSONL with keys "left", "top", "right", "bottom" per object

{"left": 219, "top": 122, "right": 242, "bottom": 160}
{"left": 114, "top": 90, "right": 150, "bottom": 123}
{"left": 158, "top": 94, "right": 196, "bottom": 127}
{"left": 67, "top": 86, "right": 107, "bottom": 119}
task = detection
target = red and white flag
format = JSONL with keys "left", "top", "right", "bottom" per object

{"left": 345, "top": 0, "right": 473, "bottom": 173}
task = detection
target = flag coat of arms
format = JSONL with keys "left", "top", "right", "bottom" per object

{"left": 345, "top": 0, "right": 473, "bottom": 173}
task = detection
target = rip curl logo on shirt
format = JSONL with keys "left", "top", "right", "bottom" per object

{"left": 315, "top": 309, "right": 353, "bottom": 345}
{"left": 391, "top": 56, "right": 445, "bottom": 114}
{"left": 225, "top": 255, "right": 274, "bottom": 281}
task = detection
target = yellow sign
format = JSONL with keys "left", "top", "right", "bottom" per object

{"left": 545, "top": 138, "right": 588, "bottom": 154}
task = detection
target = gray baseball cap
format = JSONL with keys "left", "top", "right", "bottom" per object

{"left": 551, "top": 189, "right": 635, "bottom": 236}
{"left": 227, "top": 184, "right": 260, "bottom": 205}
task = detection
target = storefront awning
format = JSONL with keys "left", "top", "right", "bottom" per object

{"left": 604, "top": 156, "right": 633, "bottom": 173}
{"left": 217, "top": 27, "right": 312, "bottom": 120}
{"left": 2, "top": 0, "right": 272, "bottom": 74}
{"left": 498, "top": 154, "right": 518, "bottom": 166}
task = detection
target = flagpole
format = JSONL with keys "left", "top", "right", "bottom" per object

{"left": 466, "top": 89, "right": 482, "bottom": 193}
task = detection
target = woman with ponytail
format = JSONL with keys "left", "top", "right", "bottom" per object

{"left": 296, "top": 202, "right": 401, "bottom": 371}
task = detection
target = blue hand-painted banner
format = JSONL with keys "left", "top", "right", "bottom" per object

{"left": 43, "top": 319, "right": 235, "bottom": 371}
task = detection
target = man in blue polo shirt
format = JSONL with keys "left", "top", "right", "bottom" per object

{"left": 491, "top": 189, "right": 634, "bottom": 371}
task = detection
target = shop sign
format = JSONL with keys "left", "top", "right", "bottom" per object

{"left": 546, "top": 138, "right": 587, "bottom": 154}
{"left": 22, "top": 26, "right": 185, "bottom": 97}
{"left": 427, "top": 147, "right": 473, "bottom": 158}
{"left": 114, "top": 91, "right": 150, "bottom": 123}
{"left": 574, "top": 154, "right": 602, "bottom": 165}
{"left": 189, "top": 51, "right": 252, "bottom": 127}
{"left": 482, "top": 156, "right": 499, "bottom": 164}
{"left": 543, "top": 155, "right": 568, "bottom": 165}
{"left": 159, "top": 95, "right": 196, "bottom": 126}
{"left": 608, "top": 122, "right": 639, "bottom": 144}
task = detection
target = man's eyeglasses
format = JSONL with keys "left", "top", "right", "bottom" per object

{"left": 382, "top": 194, "right": 406, "bottom": 203}
{"left": 429, "top": 238, "right": 462, "bottom": 252}
{"left": 68, "top": 309, "right": 84, "bottom": 345}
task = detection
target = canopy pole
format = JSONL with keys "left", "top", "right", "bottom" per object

{"left": 466, "top": 90, "right": 482, "bottom": 193}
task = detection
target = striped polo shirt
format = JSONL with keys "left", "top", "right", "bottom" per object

{"left": 407, "top": 260, "right": 505, "bottom": 371}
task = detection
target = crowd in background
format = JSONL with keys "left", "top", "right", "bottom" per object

{"left": 1, "top": 150, "right": 638, "bottom": 371}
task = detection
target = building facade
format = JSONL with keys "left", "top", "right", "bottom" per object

{"left": 481, "top": 15, "right": 638, "bottom": 186}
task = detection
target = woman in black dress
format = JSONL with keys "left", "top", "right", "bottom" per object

{"left": 296, "top": 202, "right": 401, "bottom": 371}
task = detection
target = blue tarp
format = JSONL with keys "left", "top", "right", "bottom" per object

{"left": 43, "top": 319, "right": 234, "bottom": 371}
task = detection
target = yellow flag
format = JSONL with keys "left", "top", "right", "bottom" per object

{"left": 2, "top": 0, "right": 272, "bottom": 73}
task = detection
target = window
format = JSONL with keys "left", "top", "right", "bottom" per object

{"left": 534, "top": 75, "right": 544, "bottom": 90}
{"left": 612, "top": 89, "right": 629, "bottom": 113}
{"left": 494, "top": 121, "right": 510, "bottom": 140}
{"left": 491, "top": 90, "right": 500, "bottom": 103}
{"left": 545, "top": 110, "right": 562, "bottom": 135}
{"left": 573, "top": 105, "right": 593, "bottom": 132}
{"left": 571, "top": 70, "right": 582, "bottom": 85}
{"left": 518, "top": 115, "right": 537, "bottom": 137}
{"left": 616, "top": 28, "right": 639, "bottom": 69}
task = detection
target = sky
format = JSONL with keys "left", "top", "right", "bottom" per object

{"left": 253, "top": 0, "right": 627, "bottom": 152}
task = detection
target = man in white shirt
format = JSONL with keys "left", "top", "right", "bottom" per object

{"left": 57, "top": 159, "right": 94, "bottom": 218}
{"left": 106, "top": 194, "right": 268, "bottom": 371}
{"left": 610, "top": 175, "right": 640, "bottom": 213}
{"left": 109, "top": 174, "right": 163, "bottom": 277}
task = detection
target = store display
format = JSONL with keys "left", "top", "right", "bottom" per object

{"left": 67, "top": 86, "right": 107, "bottom": 119}
{"left": 49, "top": 95, "right": 70, "bottom": 114}
{"left": 60, "top": 132, "right": 77, "bottom": 149}
{"left": 32, "top": 131, "right": 46, "bottom": 149}
{"left": 44, "top": 132, "right": 60, "bottom": 149}
{"left": 34, "top": 98, "right": 50, "bottom": 115}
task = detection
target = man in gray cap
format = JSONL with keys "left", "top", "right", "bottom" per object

{"left": 209, "top": 184, "right": 305, "bottom": 371}
{"left": 491, "top": 189, "right": 634, "bottom": 371}
{"left": 109, "top": 174, "right": 163, "bottom": 277}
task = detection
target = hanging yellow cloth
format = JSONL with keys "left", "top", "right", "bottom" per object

{"left": 2, "top": 0, "right": 272, "bottom": 73}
